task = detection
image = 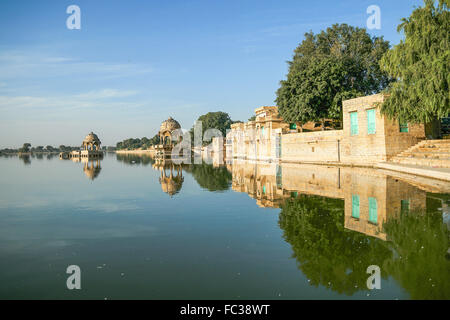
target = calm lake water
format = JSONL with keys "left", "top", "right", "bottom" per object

{"left": 0, "top": 153, "right": 449, "bottom": 300}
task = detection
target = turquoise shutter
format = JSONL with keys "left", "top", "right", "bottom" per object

{"left": 400, "top": 122, "right": 409, "bottom": 132}
{"left": 352, "top": 195, "right": 360, "bottom": 218}
{"left": 401, "top": 199, "right": 410, "bottom": 214}
{"left": 276, "top": 165, "right": 282, "bottom": 188}
{"left": 368, "top": 197, "right": 378, "bottom": 223}
{"left": 367, "top": 109, "right": 376, "bottom": 134}
{"left": 350, "top": 112, "right": 358, "bottom": 135}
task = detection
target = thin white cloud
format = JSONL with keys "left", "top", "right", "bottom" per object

{"left": 0, "top": 89, "right": 143, "bottom": 111}
{"left": 0, "top": 50, "right": 153, "bottom": 80}
{"left": 74, "top": 89, "right": 138, "bottom": 100}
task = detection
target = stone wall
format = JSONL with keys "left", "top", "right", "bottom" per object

{"left": 281, "top": 130, "right": 343, "bottom": 163}
{"left": 384, "top": 118, "right": 425, "bottom": 159}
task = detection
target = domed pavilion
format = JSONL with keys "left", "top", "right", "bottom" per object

{"left": 80, "top": 132, "right": 103, "bottom": 158}
{"left": 159, "top": 117, "right": 181, "bottom": 146}
{"left": 82, "top": 132, "right": 101, "bottom": 151}
{"left": 154, "top": 117, "right": 182, "bottom": 159}
{"left": 59, "top": 131, "right": 103, "bottom": 160}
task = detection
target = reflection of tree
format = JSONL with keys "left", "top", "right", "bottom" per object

{"left": 19, "top": 154, "right": 31, "bottom": 165}
{"left": 116, "top": 154, "right": 154, "bottom": 166}
{"left": 279, "top": 195, "right": 392, "bottom": 295}
{"left": 279, "top": 194, "right": 450, "bottom": 299}
{"left": 382, "top": 198, "right": 450, "bottom": 300}
{"left": 186, "top": 163, "right": 232, "bottom": 191}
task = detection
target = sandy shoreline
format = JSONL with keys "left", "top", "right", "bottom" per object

{"left": 115, "top": 149, "right": 154, "bottom": 155}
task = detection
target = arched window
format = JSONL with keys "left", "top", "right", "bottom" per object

{"left": 164, "top": 136, "right": 171, "bottom": 145}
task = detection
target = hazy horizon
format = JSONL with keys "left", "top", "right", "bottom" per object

{"left": 0, "top": 0, "right": 423, "bottom": 148}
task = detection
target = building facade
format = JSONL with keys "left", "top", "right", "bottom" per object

{"left": 228, "top": 106, "right": 288, "bottom": 162}
{"left": 227, "top": 94, "right": 426, "bottom": 166}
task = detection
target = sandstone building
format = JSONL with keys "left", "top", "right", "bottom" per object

{"left": 227, "top": 94, "right": 427, "bottom": 166}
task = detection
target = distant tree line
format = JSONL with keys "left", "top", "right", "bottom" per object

{"left": 0, "top": 143, "right": 115, "bottom": 155}
{"left": 116, "top": 134, "right": 160, "bottom": 150}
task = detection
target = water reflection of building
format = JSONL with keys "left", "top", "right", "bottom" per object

{"left": 231, "top": 161, "right": 284, "bottom": 208}
{"left": 231, "top": 161, "right": 430, "bottom": 240}
{"left": 82, "top": 158, "right": 102, "bottom": 180}
{"left": 153, "top": 160, "right": 184, "bottom": 197}
{"left": 58, "top": 133, "right": 103, "bottom": 180}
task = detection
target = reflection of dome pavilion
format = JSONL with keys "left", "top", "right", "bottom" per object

{"left": 160, "top": 175, "right": 183, "bottom": 196}
{"left": 153, "top": 161, "right": 184, "bottom": 197}
{"left": 83, "top": 159, "right": 102, "bottom": 180}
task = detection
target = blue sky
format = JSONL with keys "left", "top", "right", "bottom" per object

{"left": 0, "top": 0, "right": 423, "bottom": 147}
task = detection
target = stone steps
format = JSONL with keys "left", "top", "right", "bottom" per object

{"left": 401, "top": 152, "right": 450, "bottom": 159}
{"left": 391, "top": 139, "right": 450, "bottom": 168}
{"left": 395, "top": 141, "right": 428, "bottom": 158}
{"left": 391, "top": 156, "right": 450, "bottom": 167}
{"left": 416, "top": 147, "right": 450, "bottom": 152}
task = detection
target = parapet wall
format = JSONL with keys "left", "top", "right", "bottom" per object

{"left": 281, "top": 130, "right": 343, "bottom": 163}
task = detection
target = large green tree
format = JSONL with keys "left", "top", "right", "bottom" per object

{"left": 19, "top": 143, "right": 31, "bottom": 153}
{"left": 276, "top": 24, "right": 391, "bottom": 127}
{"left": 189, "top": 111, "right": 234, "bottom": 146}
{"left": 380, "top": 0, "right": 449, "bottom": 135}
